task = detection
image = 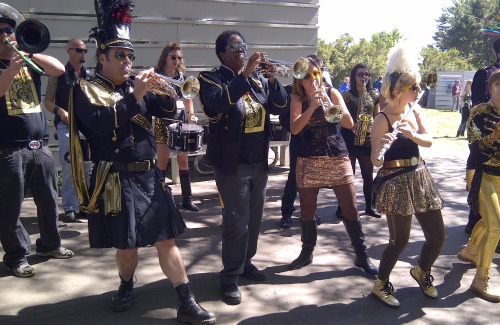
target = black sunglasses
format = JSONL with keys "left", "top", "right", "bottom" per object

{"left": 0, "top": 26, "right": 14, "bottom": 35}
{"left": 226, "top": 42, "right": 247, "bottom": 52}
{"left": 169, "top": 55, "right": 183, "bottom": 61}
{"left": 114, "top": 51, "right": 136, "bottom": 61}
{"left": 69, "top": 48, "right": 88, "bottom": 54}
{"left": 356, "top": 72, "right": 371, "bottom": 78}
{"left": 303, "top": 70, "right": 322, "bottom": 80}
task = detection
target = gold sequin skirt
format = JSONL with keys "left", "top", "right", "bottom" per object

{"left": 154, "top": 118, "right": 169, "bottom": 144}
{"left": 375, "top": 163, "right": 444, "bottom": 215}
{"left": 296, "top": 156, "right": 354, "bottom": 188}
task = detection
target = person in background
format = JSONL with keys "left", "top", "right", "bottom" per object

{"left": 372, "top": 76, "right": 383, "bottom": 92}
{"left": 0, "top": 10, "right": 74, "bottom": 278}
{"left": 370, "top": 42, "right": 445, "bottom": 308}
{"left": 340, "top": 76, "right": 350, "bottom": 94}
{"left": 336, "top": 63, "right": 381, "bottom": 219}
{"left": 198, "top": 29, "right": 288, "bottom": 305}
{"left": 44, "top": 38, "right": 92, "bottom": 222}
{"left": 287, "top": 55, "right": 377, "bottom": 276}
{"left": 451, "top": 80, "right": 462, "bottom": 112}
{"left": 70, "top": 3, "right": 215, "bottom": 322}
{"left": 458, "top": 69, "right": 500, "bottom": 302}
{"left": 455, "top": 79, "right": 472, "bottom": 137}
{"left": 154, "top": 41, "right": 199, "bottom": 211}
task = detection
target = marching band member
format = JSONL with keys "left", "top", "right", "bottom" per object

{"left": 154, "top": 41, "right": 200, "bottom": 211}
{"left": 461, "top": 69, "right": 500, "bottom": 302}
{"left": 198, "top": 29, "right": 288, "bottom": 305}
{"left": 287, "top": 55, "right": 377, "bottom": 276}
{"left": 69, "top": 1, "right": 215, "bottom": 322}
{"left": 370, "top": 42, "right": 445, "bottom": 308}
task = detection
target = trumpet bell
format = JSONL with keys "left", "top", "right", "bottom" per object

{"left": 324, "top": 104, "right": 343, "bottom": 123}
{"left": 293, "top": 57, "right": 309, "bottom": 79}
{"left": 181, "top": 76, "right": 200, "bottom": 100}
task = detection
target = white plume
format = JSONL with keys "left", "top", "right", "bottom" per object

{"left": 385, "top": 41, "right": 421, "bottom": 76}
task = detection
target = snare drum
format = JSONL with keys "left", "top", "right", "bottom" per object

{"left": 270, "top": 120, "right": 290, "bottom": 141}
{"left": 167, "top": 123, "right": 204, "bottom": 154}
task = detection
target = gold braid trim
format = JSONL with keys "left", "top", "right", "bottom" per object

{"left": 198, "top": 73, "right": 222, "bottom": 122}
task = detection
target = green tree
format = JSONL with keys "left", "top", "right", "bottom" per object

{"left": 434, "top": 0, "right": 499, "bottom": 68}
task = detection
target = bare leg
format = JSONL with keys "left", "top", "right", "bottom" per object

{"left": 155, "top": 238, "right": 188, "bottom": 285}
{"left": 116, "top": 248, "right": 139, "bottom": 280}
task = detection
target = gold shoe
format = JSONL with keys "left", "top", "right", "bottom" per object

{"left": 410, "top": 266, "right": 438, "bottom": 298}
{"left": 470, "top": 267, "right": 500, "bottom": 302}
{"left": 457, "top": 242, "right": 478, "bottom": 266}
{"left": 372, "top": 278, "right": 400, "bottom": 308}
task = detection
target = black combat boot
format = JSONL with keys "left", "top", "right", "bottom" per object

{"left": 180, "top": 172, "right": 199, "bottom": 211}
{"left": 288, "top": 220, "right": 317, "bottom": 270}
{"left": 343, "top": 219, "right": 378, "bottom": 275}
{"left": 111, "top": 274, "right": 134, "bottom": 312}
{"left": 176, "top": 282, "right": 216, "bottom": 324}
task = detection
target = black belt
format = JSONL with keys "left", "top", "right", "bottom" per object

{"left": 300, "top": 125, "right": 337, "bottom": 140}
{"left": 0, "top": 140, "right": 47, "bottom": 154}
{"left": 112, "top": 160, "right": 154, "bottom": 172}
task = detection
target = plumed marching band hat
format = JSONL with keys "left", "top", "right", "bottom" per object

{"left": 89, "top": 0, "right": 134, "bottom": 53}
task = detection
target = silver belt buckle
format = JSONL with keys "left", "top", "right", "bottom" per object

{"left": 410, "top": 156, "right": 418, "bottom": 166}
{"left": 28, "top": 140, "right": 41, "bottom": 150}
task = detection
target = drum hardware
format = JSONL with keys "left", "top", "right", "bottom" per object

{"left": 167, "top": 122, "right": 203, "bottom": 154}
{"left": 0, "top": 3, "right": 50, "bottom": 75}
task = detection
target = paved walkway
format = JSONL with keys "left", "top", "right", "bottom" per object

{"left": 1, "top": 147, "right": 499, "bottom": 324}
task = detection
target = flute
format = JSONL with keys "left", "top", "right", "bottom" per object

{"left": 377, "top": 90, "right": 425, "bottom": 161}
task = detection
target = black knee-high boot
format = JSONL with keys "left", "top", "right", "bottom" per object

{"left": 343, "top": 219, "right": 378, "bottom": 275}
{"left": 288, "top": 220, "right": 317, "bottom": 270}
{"left": 180, "top": 171, "right": 199, "bottom": 211}
{"left": 176, "top": 282, "right": 216, "bottom": 324}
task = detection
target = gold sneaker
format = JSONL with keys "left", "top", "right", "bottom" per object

{"left": 410, "top": 266, "right": 438, "bottom": 298}
{"left": 372, "top": 278, "right": 400, "bottom": 308}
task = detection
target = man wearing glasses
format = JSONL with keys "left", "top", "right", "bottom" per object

{"left": 199, "top": 29, "right": 288, "bottom": 305}
{"left": 44, "top": 38, "right": 92, "bottom": 222}
{"left": 0, "top": 11, "right": 74, "bottom": 278}
{"left": 69, "top": 2, "right": 215, "bottom": 323}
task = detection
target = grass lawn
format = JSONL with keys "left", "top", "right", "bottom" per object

{"left": 420, "top": 107, "right": 469, "bottom": 157}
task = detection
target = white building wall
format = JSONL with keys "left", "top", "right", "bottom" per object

{"left": 430, "top": 70, "right": 475, "bottom": 110}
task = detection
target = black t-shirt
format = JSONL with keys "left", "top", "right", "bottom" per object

{"left": 0, "top": 61, "right": 48, "bottom": 147}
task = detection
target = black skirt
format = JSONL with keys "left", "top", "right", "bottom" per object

{"left": 87, "top": 167, "right": 186, "bottom": 249}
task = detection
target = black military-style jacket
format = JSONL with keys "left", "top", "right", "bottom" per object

{"left": 198, "top": 65, "right": 288, "bottom": 174}
{"left": 73, "top": 73, "right": 175, "bottom": 163}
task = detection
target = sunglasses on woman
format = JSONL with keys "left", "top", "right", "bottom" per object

{"left": 114, "top": 51, "right": 136, "bottom": 61}
{"left": 169, "top": 55, "right": 183, "bottom": 61}
{"left": 303, "top": 70, "right": 322, "bottom": 80}
{"left": 356, "top": 72, "right": 371, "bottom": 78}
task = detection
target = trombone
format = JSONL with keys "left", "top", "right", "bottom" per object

{"left": 125, "top": 67, "right": 200, "bottom": 99}
{"left": 0, "top": 3, "right": 50, "bottom": 75}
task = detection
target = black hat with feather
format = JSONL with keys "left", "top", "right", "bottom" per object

{"left": 89, "top": 0, "right": 134, "bottom": 52}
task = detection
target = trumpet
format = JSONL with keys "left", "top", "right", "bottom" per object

{"left": 125, "top": 68, "right": 200, "bottom": 99}
{"left": 0, "top": 3, "right": 50, "bottom": 75}
{"left": 377, "top": 90, "right": 425, "bottom": 161}
{"left": 293, "top": 57, "right": 343, "bottom": 123}
{"left": 245, "top": 55, "right": 306, "bottom": 78}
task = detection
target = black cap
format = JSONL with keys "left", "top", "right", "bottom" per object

{"left": 0, "top": 12, "right": 16, "bottom": 28}
{"left": 89, "top": 0, "right": 134, "bottom": 52}
{"left": 493, "top": 38, "right": 500, "bottom": 54}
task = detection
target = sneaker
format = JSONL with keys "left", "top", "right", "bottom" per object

{"left": 221, "top": 283, "right": 241, "bottom": 305}
{"left": 372, "top": 278, "right": 400, "bottom": 308}
{"left": 37, "top": 247, "right": 74, "bottom": 259}
{"left": 242, "top": 264, "right": 265, "bottom": 281}
{"left": 279, "top": 216, "right": 292, "bottom": 228}
{"left": 410, "top": 266, "right": 438, "bottom": 298}
{"left": 9, "top": 263, "right": 36, "bottom": 278}
{"left": 63, "top": 211, "right": 76, "bottom": 222}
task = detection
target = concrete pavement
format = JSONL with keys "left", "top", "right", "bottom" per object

{"left": 1, "top": 145, "right": 499, "bottom": 325}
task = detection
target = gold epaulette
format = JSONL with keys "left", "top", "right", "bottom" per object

{"left": 79, "top": 79, "right": 123, "bottom": 107}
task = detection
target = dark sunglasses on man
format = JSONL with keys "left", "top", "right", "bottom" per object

{"left": 114, "top": 51, "right": 136, "bottom": 61}
{"left": 69, "top": 48, "right": 88, "bottom": 54}
{"left": 0, "top": 26, "right": 14, "bottom": 35}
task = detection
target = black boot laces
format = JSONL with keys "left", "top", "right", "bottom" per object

{"left": 424, "top": 272, "right": 434, "bottom": 288}
{"left": 383, "top": 281, "right": 395, "bottom": 297}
